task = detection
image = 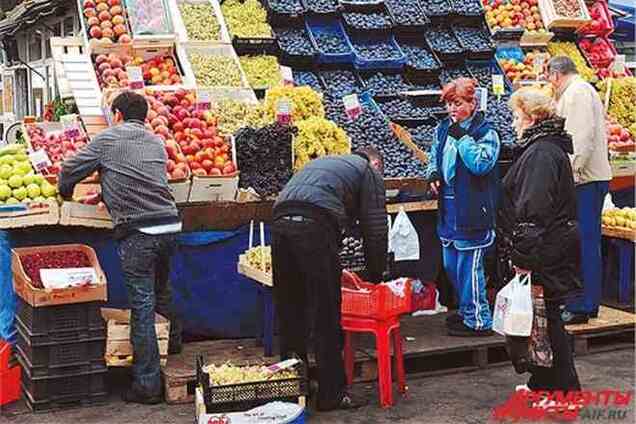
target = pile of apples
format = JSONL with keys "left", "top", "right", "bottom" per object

{"left": 93, "top": 53, "right": 182, "bottom": 89}
{"left": 578, "top": 38, "right": 615, "bottom": 68}
{"left": 26, "top": 125, "right": 89, "bottom": 176}
{"left": 82, "top": 0, "right": 132, "bottom": 44}
{"left": 607, "top": 120, "right": 635, "bottom": 152}
{"left": 602, "top": 208, "right": 636, "bottom": 230}
{"left": 578, "top": 2, "right": 612, "bottom": 37}
{"left": 499, "top": 58, "right": 535, "bottom": 82}
{"left": 483, "top": 0, "right": 546, "bottom": 33}
{"left": 142, "top": 89, "right": 237, "bottom": 178}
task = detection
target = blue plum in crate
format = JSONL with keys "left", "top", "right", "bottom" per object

{"left": 399, "top": 43, "right": 441, "bottom": 71}
{"left": 343, "top": 12, "right": 393, "bottom": 30}
{"left": 440, "top": 65, "right": 474, "bottom": 85}
{"left": 314, "top": 32, "right": 351, "bottom": 54}
{"left": 305, "top": 0, "right": 339, "bottom": 13}
{"left": 466, "top": 63, "right": 500, "bottom": 90}
{"left": 293, "top": 70, "right": 323, "bottom": 91}
{"left": 378, "top": 98, "right": 430, "bottom": 120}
{"left": 425, "top": 25, "right": 463, "bottom": 54}
{"left": 486, "top": 94, "right": 516, "bottom": 145}
{"left": 419, "top": 0, "right": 453, "bottom": 16}
{"left": 269, "top": 0, "right": 305, "bottom": 14}
{"left": 275, "top": 27, "right": 316, "bottom": 56}
{"left": 454, "top": 26, "right": 494, "bottom": 54}
{"left": 408, "top": 122, "right": 437, "bottom": 152}
{"left": 324, "top": 95, "right": 428, "bottom": 178}
{"left": 363, "top": 72, "right": 413, "bottom": 96}
{"left": 449, "top": 0, "right": 484, "bottom": 16}
{"left": 385, "top": 0, "right": 429, "bottom": 26}
{"left": 351, "top": 39, "right": 403, "bottom": 60}
{"left": 320, "top": 70, "right": 361, "bottom": 97}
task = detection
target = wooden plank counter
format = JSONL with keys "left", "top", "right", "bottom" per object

{"left": 602, "top": 226, "right": 636, "bottom": 243}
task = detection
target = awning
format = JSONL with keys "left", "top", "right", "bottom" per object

{"left": 0, "top": 0, "right": 68, "bottom": 39}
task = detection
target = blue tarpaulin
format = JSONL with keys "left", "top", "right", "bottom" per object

{"left": 0, "top": 226, "right": 272, "bottom": 343}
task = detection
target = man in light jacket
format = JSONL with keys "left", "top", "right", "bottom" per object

{"left": 547, "top": 56, "right": 612, "bottom": 324}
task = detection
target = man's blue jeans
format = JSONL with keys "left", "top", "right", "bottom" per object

{"left": 118, "top": 232, "right": 177, "bottom": 396}
{"left": 567, "top": 181, "right": 609, "bottom": 315}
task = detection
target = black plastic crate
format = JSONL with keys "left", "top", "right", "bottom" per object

{"left": 266, "top": 0, "right": 306, "bottom": 26}
{"left": 21, "top": 364, "right": 108, "bottom": 404}
{"left": 23, "top": 386, "right": 108, "bottom": 414}
{"left": 16, "top": 297, "right": 105, "bottom": 340}
{"left": 16, "top": 325, "right": 105, "bottom": 378}
{"left": 302, "top": 0, "right": 341, "bottom": 16}
{"left": 197, "top": 356, "right": 308, "bottom": 413}
{"left": 342, "top": 7, "right": 395, "bottom": 38}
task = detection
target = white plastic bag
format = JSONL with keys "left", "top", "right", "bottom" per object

{"left": 493, "top": 273, "right": 533, "bottom": 337}
{"left": 388, "top": 208, "right": 420, "bottom": 261}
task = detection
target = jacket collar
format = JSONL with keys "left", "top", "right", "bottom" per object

{"left": 515, "top": 117, "right": 574, "bottom": 158}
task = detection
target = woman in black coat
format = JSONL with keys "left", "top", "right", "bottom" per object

{"left": 498, "top": 87, "right": 582, "bottom": 393}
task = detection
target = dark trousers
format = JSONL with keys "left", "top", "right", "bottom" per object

{"left": 118, "top": 232, "right": 179, "bottom": 396}
{"left": 527, "top": 302, "right": 581, "bottom": 392}
{"left": 271, "top": 218, "right": 346, "bottom": 407}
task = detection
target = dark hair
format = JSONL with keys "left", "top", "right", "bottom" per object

{"left": 111, "top": 91, "right": 148, "bottom": 122}
{"left": 356, "top": 146, "right": 384, "bottom": 173}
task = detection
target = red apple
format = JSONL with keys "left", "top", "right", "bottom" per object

{"left": 208, "top": 168, "right": 222, "bottom": 176}
{"left": 98, "top": 10, "right": 112, "bottom": 22}
{"left": 89, "top": 25, "right": 103, "bottom": 39}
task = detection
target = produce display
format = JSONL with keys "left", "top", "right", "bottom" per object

{"left": 606, "top": 119, "right": 635, "bottom": 152}
{"left": 451, "top": 0, "right": 484, "bottom": 16}
{"left": 25, "top": 124, "right": 89, "bottom": 176}
{"left": 304, "top": 0, "right": 338, "bottom": 14}
{"left": 602, "top": 208, "right": 636, "bottom": 230}
{"left": 578, "top": 37, "right": 615, "bottom": 69}
{"left": 293, "top": 70, "right": 323, "bottom": 92}
{"left": 236, "top": 123, "right": 294, "bottom": 197}
{"left": 598, "top": 78, "right": 636, "bottom": 130}
{"left": 425, "top": 25, "right": 464, "bottom": 55}
{"left": 440, "top": 65, "right": 474, "bottom": 85}
{"left": 313, "top": 32, "right": 352, "bottom": 55}
{"left": 178, "top": 2, "right": 222, "bottom": 41}
{"left": 294, "top": 117, "right": 351, "bottom": 170}
{"left": 547, "top": 42, "right": 595, "bottom": 82}
{"left": 552, "top": 0, "right": 587, "bottom": 19}
{"left": 0, "top": 145, "right": 58, "bottom": 206}
{"left": 578, "top": 1, "right": 612, "bottom": 36}
{"left": 378, "top": 98, "right": 430, "bottom": 121}
{"left": 274, "top": 27, "right": 317, "bottom": 57}
{"left": 213, "top": 100, "right": 269, "bottom": 136}
{"left": 19, "top": 250, "right": 91, "bottom": 288}
{"left": 398, "top": 41, "right": 441, "bottom": 72}
{"left": 407, "top": 122, "right": 437, "bottom": 151}
{"left": 125, "top": 0, "right": 173, "bottom": 36}
{"left": 483, "top": 0, "right": 546, "bottom": 33}
{"left": 362, "top": 72, "right": 413, "bottom": 97}
{"left": 342, "top": 12, "right": 393, "bottom": 31}
{"left": 319, "top": 70, "right": 362, "bottom": 97}
{"left": 202, "top": 362, "right": 297, "bottom": 386}
{"left": 419, "top": 0, "right": 453, "bottom": 16}
{"left": 385, "top": 0, "right": 429, "bottom": 26}
{"left": 239, "top": 55, "right": 282, "bottom": 89}
{"left": 268, "top": 0, "right": 305, "bottom": 15}
{"left": 498, "top": 55, "right": 539, "bottom": 83}
{"left": 486, "top": 94, "right": 517, "bottom": 144}
{"left": 81, "top": 0, "right": 131, "bottom": 44}
{"left": 350, "top": 38, "right": 404, "bottom": 61}
{"left": 263, "top": 86, "right": 325, "bottom": 123}
{"left": 453, "top": 26, "right": 494, "bottom": 55}
{"left": 93, "top": 53, "right": 182, "bottom": 89}
{"left": 222, "top": 0, "right": 273, "bottom": 38}
{"left": 243, "top": 246, "right": 272, "bottom": 273}
{"left": 340, "top": 236, "right": 365, "bottom": 271}
{"left": 188, "top": 53, "right": 243, "bottom": 87}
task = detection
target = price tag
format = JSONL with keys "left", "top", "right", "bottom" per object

{"left": 343, "top": 94, "right": 362, "bottom": 120}
{"left": 275, "top": 98, "right": 292, "bottom": 125}
{"left": 612, "top": 55, "right": 626, "bottom": 75}
{"left": 60, "top": 114, "right": 81, "bottom": 139}
{"left": 195, "top": 90, "right": 212, "bottom": 111}
{"left": 532, "top": 54, "right": 548, "bottom": 77}
{"left": 280, "top": 66, "right": 294, "bottom": 86}
{"left": 492, "top": 75, "right": 505, "bottom": 97}
{"left": 127, "top": 66, "right": 144, "bottom": 90}
{"left": 475, "top": 88, "right": 488, "bottom": 112}
{"left": 28, "top": 149, "right": 52, "bottom": 172}
{"left": 39, "top": 267, "right": 97, "bottom": 290}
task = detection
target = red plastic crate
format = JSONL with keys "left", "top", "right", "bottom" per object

{"left": 341, "top": 271, "right": 412, "bottom": 320}
{"left": 578, "top": 1, "right": 614, "bottom": 37}
{"left": 0, "top": 365, "right": 21, "bottom": 406}
{"left": 0, "top": 341, "right": 10, "bottom": 372}
{"left": 578, "top": 36, "right": 616, "bottom": 69}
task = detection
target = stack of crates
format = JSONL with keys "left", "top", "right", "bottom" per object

{"left": 14, "top": 297, "right": 108, "bottom": 412}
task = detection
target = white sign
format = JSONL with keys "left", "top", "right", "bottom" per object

{"left": 280, "top": 66, "right": 294, "bottom": 86}
{"left": 39, "top": 267, "right": 98, "bottom": 290}
{"left": 492, "top": 75, "right": 505, "bottom": 97}
{"left": 61, "top": 114, "right": 81, "bottom": 139}
{"left": 195, "top": 90, "right": 212, "bottom": 111}
{"left": 612, "top": 55, "right": 626, "bottom": 75}
{"left": 28, "top": 149, "right": 52, "bottom": 172}
{"left": 275, "top": 98, "right": 292, "bottom": 125}
{"left": 127, "top": 66, "right": 144, "bottom": 89}
{"left": 343, "top": 94, "right": 362, "bottom": 120}
{"left": 476, "top": 88, "right": 488, "bottom": 112}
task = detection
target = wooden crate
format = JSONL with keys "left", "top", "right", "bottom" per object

{"left": 520, "top": 30, "right": 554, "bottom": 46}
{"left": 168, "top": 0, "right": 232, "bottom": 44}
{"left": 59, "top": 202, "right": 113, "bottom": 229}
{"left": 602, "top": 226, "right": 636, "bottom": 242}
{"left": 237, "top": 254, "right": 272, "bottom": 287}
{"left": 539, "top": 0, "right": 591, "bottom": 29}
{"left": 386, "top": 201, "right": 438, "bottom": 214}
{"left": 0, "top": 202, "right": 60, "bottom": 230}
{"left": 101, "top": 308, "right": 170, "bottom": 367}
{"left": 11, "top": 244, "right": 107, "bottom": 307}
{"left": 181, "top": 200, "right": 274, "bottom": 231}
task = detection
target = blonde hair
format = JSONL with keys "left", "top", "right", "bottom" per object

{"left": 509, "top": 87, "right": 556, "bottom": 122}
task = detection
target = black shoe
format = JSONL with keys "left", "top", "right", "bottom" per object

{"left": 445, "top": 312, "right": 463, "bottom": 326}
{"left": 561, "top": 311, "right": 589, "bottom": 325}
{"left": 122, "top": 388, "right": 163, "bottom": 405}
{"left": 317, "top": 392, "right": 368, "bottom": 411}
{"left": 447, "top": 320, "right": 494, "bottom": 337}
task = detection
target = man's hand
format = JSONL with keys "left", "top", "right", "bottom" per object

{"left": 429, "top": 180, "right": 441, "bottom": 197}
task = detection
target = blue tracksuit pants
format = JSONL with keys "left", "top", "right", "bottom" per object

{"left": 567, "top": 181, "right": 609, "bottom": 315}
{"left": 443, "top": 244, "right": 493, "bottom": 330}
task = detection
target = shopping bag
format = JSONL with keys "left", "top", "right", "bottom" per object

{"left": 493, "top": 273, "right": 533, "bottom": 337}
{"left": 388, "top": 208, "right": 420, "bottom": 262}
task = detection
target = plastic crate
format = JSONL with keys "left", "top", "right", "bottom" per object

{"left": 418, "top": 0, "right": 454, "bottom": 19}
{"left": 424, "top": 25, "right": 466, "bottom": 64}
{"left": 384, "top": 0, "right": 430, "bottom": 34}
{"left": 349, "top": 33, "right": 406, "bottom": 71}
{"left": 23, "top": 389, "right": 108, "bottom": 414}
{"left": 266, "top": 0, "right": 306, "bottom": 26}
{"left": 273, "top": 26, "right": 318, "bottom": 68}
{"left": 15, "top": 325, "right": 105, "bottom": 379}
{"left": 341, "top": 271, "right": 412, "bottom": 320}
{"left": 196, "top": 356, "right": 308, "bottom": 413}
{"left": 302, "top": 0, "right": 341, "bottom": 16}
{"left": 577, "top": 0, "right": 614, "bottom": 38}
{"left": 21, "top": 364, "right": 107, "bottom": 404}
{"left": 397, "top": 36, "right": 442, "bottom": 80}
{"left": 342, "top": 6, "right": 395, "bottom": 37}
{"left": 0, "top": 365, "right": 21, "bottom": 406}
{"left": 305, "top": 15, "right": 355, "bottom": 64}
{"left": 453, "top": 25, "right": 495, "bottom": 60}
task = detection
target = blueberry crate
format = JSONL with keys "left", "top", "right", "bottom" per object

{"left": 341, "top": 6, "right": 395, "bottom": 37}
{"left": 305, "top": 15, "right": 355, "bottom": 64}
{"left": 448, "top": 0, "right": 485, "bottom": 24}
{"left": 16, "top": 324, "right": 105, "bottom": 378}
{"left": 465, "top": 59, "right": 512, "bottom": 93}
{"left": 384, "top": 0, "right": 430, "bottom": 34}
{"left": 359, "top": 70, "right": 414, "bottom": 98}
{"left": 338, "top": 0, "right": 385, "bottom": 12}
{"left": 197, "top": 355, "right": 308, "bottom": 413}
{"left": 15, "top": 297, "right": 105, "bottom": 345}
{"left": 453, "top": 25, "right": 496, "bottom": 60}
{"left": 317, "top": 65, "right": 366, "bottom": 97}
{"left": 418, "top": 0, "right": 454, "bottom": 21}
{"left": 302, "top": 0, "right": 341, "bottom": 16}
{"left": 265, "top": 0, "right": 307, "bottom": 26}
{"left": 397, "top": 35, "right": 443, "bottom": 79}
{"left": 424, "top": 24, "right": 466, "bottom": 65}
{"left": 273, "top": 26, "right": 318, "bottom": 68}
{"left": 348, "top": 33, "right": 406, "bottom": 71}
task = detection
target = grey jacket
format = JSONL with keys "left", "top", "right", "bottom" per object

{"left": 58, "top": 121, "right": 179, "bottom": 236}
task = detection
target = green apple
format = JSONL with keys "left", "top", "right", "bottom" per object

{"left": 14, "top": 162, "right": 32, "bottom": 176}
{"left": 0, "top": 184, "right": 11, "bottom": 200}
{"left": 33, "top": 175, "right": 45, "bottom": 185}
{"left": 0, "top": 165, "right": 12, "bottom": 180}
{"left": 14, "top": 152, "right": 28, "bottom": 162}
{"left": 12, "top": 187, "right": 27, "bottom": 201}
{"left": 8, "top": 175, "right": 23, "bottom": 188}
{"left": 5, "top": 197, "right": 19, "bottom": 205}
{"left": 26, "top": 183, "right": 41, "bottom": 199}
{"left": 0, "top": 155, "right": 14, "bottom": 166}
{"left": 22, "top": 173, "right": 35, "bottom": 186}
{"left": 41, "top": 182, "right": 57, "bottom": 197}
{"left": 32, "top": 196, "right": 46, "bottom": 203}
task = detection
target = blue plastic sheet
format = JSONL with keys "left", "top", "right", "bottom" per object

{"left": 0, "top": 231, "right": 16, "bottom": 344}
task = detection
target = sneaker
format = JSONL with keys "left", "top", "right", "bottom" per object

{"left": 317, "top": 392, "right": 368, "bottom": 411}
{"left": 515, "top": 384, "right": 530, "bottom": 392}
{"left": 561, "top": 311, "right": 589, "bottom": 325}
{"left": 122, "top": 388, "right": 163, "bottom": 405}
{"left": 447, "top": 320, "right": 494, "bottom": 337}
{"left": 445, "top": 312, "right": 463, "bottom": 325}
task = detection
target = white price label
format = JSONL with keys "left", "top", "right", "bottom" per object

{"left": 39, "top": 267, "right": 97, "bottom": 290}
{"left": 28, "top": 149, "right": 52, "bottom": 172}
{"left": 280, "top": 66, "right": 294, "bottom": 86}
{"left": 343, "top": 94, "right": 362, "bottom": 120}
{"left": 492, "top": 74, "right": 505, "bottom": 97}
{"left": 612, "top": 55, "right": 626, "bottom": 75}
{"left": 61, "top": 114, "right": 81, "bottom": 139}
{"left": 476, "top": 88, "right": 488, "bottom": 112}
{"left": 127, "top": 66, "right": 144, "bottom": 89}
{"left": 275, "top": 98, "right": 292, "bottom": 125}
{"left": 532, "top": 54, "right": 548, "bottom": 76}
{"left": 195, "top": 90, "right": 212, "bottom": 111}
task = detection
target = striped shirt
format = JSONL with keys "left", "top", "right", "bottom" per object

{"left": 59, "top": 121, "right": 179, "bottom": 233}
